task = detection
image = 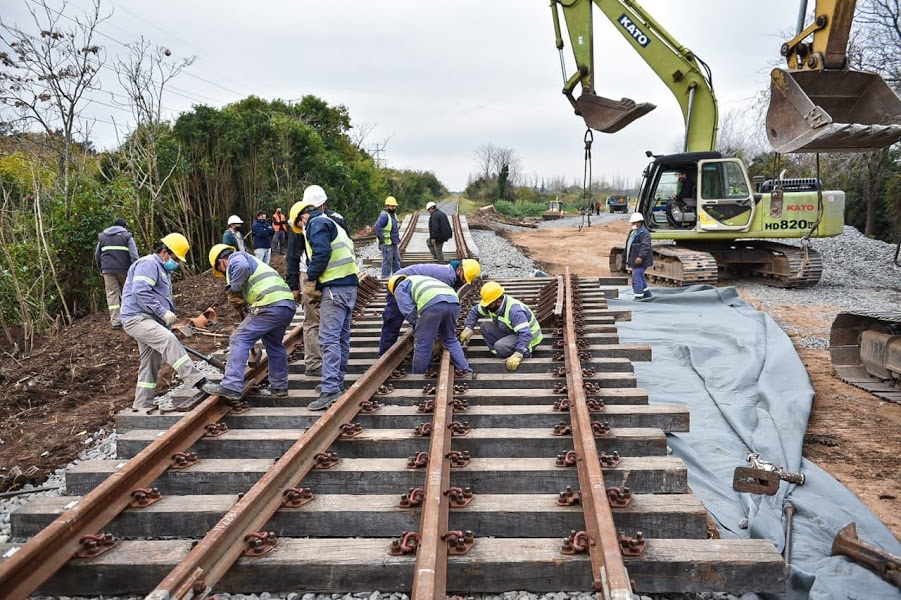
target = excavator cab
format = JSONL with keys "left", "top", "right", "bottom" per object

{"left": 767, "top": 68, "right": 901, "bottom": 153}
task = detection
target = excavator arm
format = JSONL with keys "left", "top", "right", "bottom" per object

{"left": 550, "top": 0, "right": 718, "bottom": 152}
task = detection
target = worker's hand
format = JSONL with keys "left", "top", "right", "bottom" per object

{"left": 302, "top": 280, "right": 320, "bottom": 300}
{"left": 162, "top": 311, "right": 178, "bottom": 326}
{"left": 505, "top": 351, "right": 524, "bottom": 372}
{"left": 227, "top": 292, "right": 245, "bottom": 309}
{"left": 432, "top": 340, "right": 443, "bottom": 356}
{"left": 635, "top": 257, "right": 643, "bottom": 266}
{"left": 292, "top": 289, "right": 301, "bottom": 302}
{"left": 459, "top": 327, "right": 474, "bottom": 346}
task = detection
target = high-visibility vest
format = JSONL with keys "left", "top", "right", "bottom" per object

{"left": 380, "top": 211, "right": 395, "bottom": 245}
{"left": 227, "top": 254, "right": 294, "bottom": 307}
{"left": 484, "top": 297, "right": 543, "bottom": 351}
{"left": 406, "top": 275, "right": 458, "bottom": 310}
{"left": 305, "top": 216, "right": 359, "bottom": 284}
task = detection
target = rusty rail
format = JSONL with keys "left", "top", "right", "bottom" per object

{"left": 452, "top": 214, "right": 470, "bottom": 260}
{"left": 398, "top": 211, "right": 419, "bottom": 256}
{"left": 563, "top": 268, "right": 633, "bottom": 598}
{"left": 147, "top": 332, "right": 415, "bottom": 599}
{"left": 0, "top": 322, "right": 306, "bottom": 600}
{"left": 410, "top": 350, "right": 456, "bottom": 598}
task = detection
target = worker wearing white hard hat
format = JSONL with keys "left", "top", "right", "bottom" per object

{"left": 625, "top": 213, "right": 653, "bottom": 300}
{"left": 426, "top": 201, "right": 452, "bottom": 262}
{"left": 223, "top": 214, "right": 246, "bottom": 252}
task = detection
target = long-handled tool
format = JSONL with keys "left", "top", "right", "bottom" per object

{"left": 832, "top": 522, "right": 901, "bottom": 588}
{"left": 184, "top": 345, "right": 226, "bottom": 371}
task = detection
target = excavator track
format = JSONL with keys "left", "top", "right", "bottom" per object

{"left": 830, "top": 310, "right": 901, "bottom": 404}
{"left": 609, "top": 241, "right": 822, "bottom": 289}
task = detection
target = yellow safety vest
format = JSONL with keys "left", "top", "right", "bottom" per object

{"left": 305, "top": 216, "right": 359, "bottom": 284}
{"left": 407, "top": 275, "right": 457, "bottom": 310}
{"left": 380, "top": 211, "right": 394, "bottom": 245}
{"left": 482, "top": 297, "right": 543, "bottom": 352}
{"left": 227, "top": 256, "right": 294, "bottom": 308}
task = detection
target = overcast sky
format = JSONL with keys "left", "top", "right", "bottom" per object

{"left": 5, "top": 0, "right": 800, "bottom": 192}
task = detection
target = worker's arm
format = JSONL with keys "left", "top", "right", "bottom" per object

{"left": 127, "top": 235, "right": 139, "bottom": 262}
{"left": 507, "top": 304, "right": 534, "bottom": 355}
{"left": 224, "top": 254, "right": 252, "bottom": 294}
{"left": 284, "top": 230, "right": 305, "bottom": 291}
{"left": 130, "top": 260, "right": 169, "bottom": 321}
{"left": 305, "top": 217, "right": 335, "bottom": 283}
{"left": 94, "top": 240, "right": 102, "bottom": 268}
{"left": 429, "top": 214, "right": 439, "bottom": 241}
{"left": 373, "top": 212, "right": 387, "bottom": 242}
{"left": 462, "top": 304, "right": 483, "bottom": 330}
{"left": 394, "top": 285, "right": 418, "bottom": 329}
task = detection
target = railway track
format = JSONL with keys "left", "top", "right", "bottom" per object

{"left": 0, "top": 264, "right": 786, "bottom": 597}
{"left": 364, "top": 207, "right": 479, "bottom": 268}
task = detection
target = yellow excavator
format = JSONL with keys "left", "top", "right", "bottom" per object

{"left": 551, "top": 0, "right": 901, "bottom": 397}
{"left": 551, "top": 0, "right": 901, "bottom": 288}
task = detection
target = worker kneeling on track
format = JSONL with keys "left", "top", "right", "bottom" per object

{"left": 388, "top": 274, "right": 472, "bottom": 375}
{"left": 203, "top": 244, "right": 297, "bottom": 401}
{"left": 121, "top": 233, "right": 207, "bottom": 410}
{"left": 378, "top": 259, "right": 481, "bottom": 356}
{"left": 459, "top": 281, "right": 543, "bottom": 371}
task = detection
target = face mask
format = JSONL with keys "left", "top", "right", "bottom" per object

{"left": 163, "top": 258, "right": 180, "bottom": 272}
{"left": 631, "top": 225, "right": 638, "bottom": 230}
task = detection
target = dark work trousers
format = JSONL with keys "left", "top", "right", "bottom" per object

{"left": 411, "top": 301, "right": 469, "bottom": 374}
{"left": 378, "top": 291, "right": 405, "bottom": 356}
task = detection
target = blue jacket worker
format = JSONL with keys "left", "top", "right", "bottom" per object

{"left": 378, "top": 259, "right": 482, "bottom": 356}
{"left": 625, "top": 212, "right": 654, "bottom": 300}
{"left": 389, "top": 274, "right": 471, "bottom": 375}
{"left": 374, "top": 196, "right": 401, "bottom": 277}
{"left": 460, "top": 281, "right": 543, "bottom": 371}
{"left": 95, "top": 217, "right": 139, "bottom": 329}
{"left": 296, "top": 184, "right": 360, "bottom": 411}
{"left": 203, "top": 245, "right": 297, "bottom": 401}
{"left": 251, "top": 210, "right": 275, "bottom": 264}
{"left": 120, "top": 233, "right": 207, "bottom": 410}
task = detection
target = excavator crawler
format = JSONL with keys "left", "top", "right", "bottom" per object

{"left": 830, "top": 311, "right": 901, "bottom": 404}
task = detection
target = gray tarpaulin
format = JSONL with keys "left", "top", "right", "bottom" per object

{"left": 609, "top": 285, "right": 901, "bottom": 600}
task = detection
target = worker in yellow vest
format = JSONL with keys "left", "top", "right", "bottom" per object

{"left": 460, "top": 281, "right": 543, "bottom": 371}
{"left": 374, "top": 196, "right": 401, "bottom": 277}
{"left": 203, "top": 244, "right": 297, "bottom": 401}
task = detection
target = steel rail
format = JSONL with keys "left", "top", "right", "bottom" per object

{"left": 411, "top": 350, "right": 455, "bottom": 599}
{"left": 0, "top": 322, "right": 306, "bottom": 600}
{"left": 147, "top": 332, "right": 416, "bottom": 600}
{"left": 563, "top": 268, "right": 632, "bottom": 599}
{"left": 398, "top": 211, "right": 419, "bottom": 256}
{"left": 451, "top": 215, "right": 470, "bottom": 260}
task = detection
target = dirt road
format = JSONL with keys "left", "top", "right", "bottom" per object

{"left": 505, "top": 218, "right": 901, "bottom": 540}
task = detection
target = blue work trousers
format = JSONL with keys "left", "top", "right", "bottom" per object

{"left": 319, "top": 285, "right": 358, "bottom": 394}
{"left": 379, "top": 244, "right": 401, "bottom": 277}
{"left": 412, "top": 301, "right": 470, "bottom": 374}
{"left": 378, "top": 291, "right": 405, "bottom": 356}
{"left": 481, "top": 320, "right": 532, "bottom": 359}
{"left": 631, "top": 266, "right": 648, "bottom": 297}
{"left": 221, "top": 304, "right": 295, "bottom": 392}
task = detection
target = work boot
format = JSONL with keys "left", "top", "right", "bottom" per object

{"left": 304, "top": 367, "right": 322, "bottom": 380}
{"left": 111, "top": 323, "right": 123, "bottom": 330}
{"left": 202, "top": 382, "right": 243, "bottom": 401}
{"left": 314, "top": 384, "right": 345, "bottom": 393}
{"left": 308, "top": 391, "right": 341, "bottom": 411}
{"left": 260, "top": 387, "right": 288, "bottom": 398}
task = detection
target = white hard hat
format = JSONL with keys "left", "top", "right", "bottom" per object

{"left": 227, "top": 215, "right": 243, "bottom": 225}
{"left": 303, "top": 185, "right": 328, "bottom": 207}
{"left": 426, "top": 201, "right": 437, "bottom": 210}
{"left": 629, "top": 212, "right": 645, "bottom": 223}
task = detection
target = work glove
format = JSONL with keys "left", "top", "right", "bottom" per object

{"left": 162, "top": 311, "right": 178, "bottom": 326}
{"left": 635, "top": 257, "right": 643, "bottom": 266}
{"left": 292, "top": 289, "right": 302, "bottom": 302}
{"left": 505, "top": 351, "right": 524, "bottom": 372}
{"left": 432, "top": 340, "right": 444, "bottom": 356}
{"left": 227, "top": 292, "right": 245, "bottom": 309}
{"left": 459, "top": 327, "right": 474, "bottom": 346}
{"left": 302, "top": 280, "right": 321, "bottom": 300}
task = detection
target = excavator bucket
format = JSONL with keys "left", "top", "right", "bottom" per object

{"left": 766, "top": 68, "right": 901, "bottom": 153}
{"left": 576, "top": 91, "right": 656, "bottom": 133}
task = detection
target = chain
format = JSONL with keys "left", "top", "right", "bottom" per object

{"left": 580, "top": 128, "right": 594, "bottom": 231}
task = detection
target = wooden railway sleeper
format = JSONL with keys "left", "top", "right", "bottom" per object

{"left": 128, "top": 487, "right": 162, "bottom": 508}
{"left": 281, "top": 487, "right": 314, "bottom": 508}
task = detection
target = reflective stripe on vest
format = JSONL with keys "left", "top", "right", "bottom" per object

{"left": 227, "top": 257, "right": 294, "bottom": 307}
{"left": 101, "top": 245, "right": 130, "bottom": 252}
{"left": 381, "top": 212, "right": 394, "bottom": 245}
{"left": 407, "top": 275, "right": 457, "bottom": 310}
{"left": 498, "top": 298, "right": 543, "bottom": 351}
{"left": 305, "top": 216, "right": 359, "bottom": 284}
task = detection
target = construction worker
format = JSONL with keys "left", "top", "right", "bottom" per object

{"left": 388, "top": 274, "right": 471, "bottom": 375}
{"left": 378, "top": 259, "right": 481, "bottom": 356}
{"left": 203, "top": 244, "right": 297, "bottom": 400}
{"left": 120, "top": 233, "right": 207, "bottom": 410}
{"left": 460, "top": 281, "right": 543, "bottom": 371}
{"left": 271, "top": 208, "right": 288, "bottom": 255}
{"left": 626, "top": 212, "right": 653, "bottom": 300}
{"left": 426, "top": 201, "right": 452, "bottom": 262}
{"left": 95, "top": 217, "right": 139, "bottom": 329}
{"left": 223, "top": 215, "right": 246, "bottom": 252}
{"left": 251, "top": 210, "right": 275, "bottom": 264}
{"left": 285, "top": 193, "right": 325, "bottom": 380}
{"left": 374, "top": 196, "right": 401, "bottom": 277}
{"left": 296, "top": 184, "right": 360, "bottom": 411}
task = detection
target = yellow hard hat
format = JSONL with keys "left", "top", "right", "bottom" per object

{"left": 289, "top": 200, "right": 316, "bottom": 234}
{"left": 384, "top": 196, "right": 398, "bottom": 207}
{"left": 461, "top": 259, "right": 481, "bottom": 284}
{"left": 479, "top": 281, "right": 504, "bottom": 307}
{"left": 387, "top": 274, "right": 407, "bottom": 295}
{"left": 208, "top": 244, "right": 236, "bottom": 277}
{"left": 160, "top": 233, "right": 189, "bottom": 262}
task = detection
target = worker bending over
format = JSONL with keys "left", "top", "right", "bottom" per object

{"left": 388, "top": 274, "right": 471, "bottom": 375}
{"left": 460, "top": 281, "right": 543, "bottom": 371}
{"left": 120, "top": 234, "right": 207, "bottom": 410}
{"left": 203, "top": 244, "right": 296, "bottom": 400}
{"left": 378, "top": 259, "right": 481, "bottom": 356}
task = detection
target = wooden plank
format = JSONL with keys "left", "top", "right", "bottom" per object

{"left": 9, "top": 537, "right": 783, "bottom": 596}
{"left": 329, "top": 357, "right": 635, "bottom": 375}
{"left": 65, "top": 456, "right": 688, "bottom": 496}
